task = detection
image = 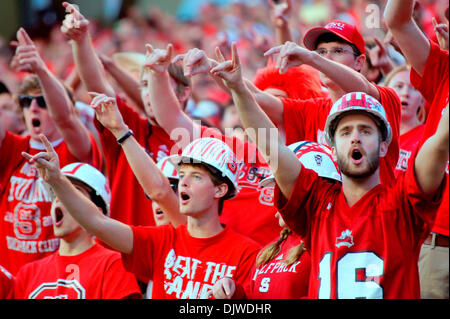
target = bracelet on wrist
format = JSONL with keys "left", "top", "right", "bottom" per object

{"left": 116, "top": 130, "right": 134, "bottom": 145}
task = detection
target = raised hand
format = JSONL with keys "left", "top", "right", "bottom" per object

{"left": 207, "top": 277, "right": 236, "bottom": 299}
{"left": 210, "top": 42, "right": 243, "bottom": 91}
{"left": 367, "top": 37, "right": 394, "bottom": 74}
{"left": 172, "top": 48, "right": 218, "bottom": 77}
{"left": 22, "top": 134, "right": 61, "bottom": 184}
{"left": 144, "top": 43, "right": 173, "bottom": 74}
{"left": 88, "top": 92, "right": 128, "bottom": 137}
{"left": 264, "top": 41, "right": 314, "bottom": 74}
{"left": 60, "top": 2, "right": 90, "bottom": 42}
{"left": 269, "top": 0, "right": 292, "bottom": 28}
{"left": 14, "top": 28, "right": 46, "bottom": 73}
{"left": 432, "top": 17, "right": 449, "bottom": 51}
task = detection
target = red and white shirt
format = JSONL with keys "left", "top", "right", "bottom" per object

{"left": 248, "top": 232, "right": 311, "bottom": 299}
{"left": 12, "top": 244, "right": 141, "bottom": 299}
{"left": 274, "top": 164, "right": 445, "bottom": 299}
{"left": 94, "top": 95, "right": 176, "bottom": 227}
{"left": 0, "top": 132, "right": 102, "bottom": 275}
{"left": 395, "top": 124, "right": 425, "bottom": 177}
{"left": 122, "top": 224, "right": 260, "bottom": 299}
{"left": 410, "top": 40, "right": 449, "bottom": 237}
{"left": 281, "top": 85, "right": 401, "bottom": 186}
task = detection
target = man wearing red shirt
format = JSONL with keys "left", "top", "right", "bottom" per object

{"left": 385, "top": 0, "right": 449, "bottom": 299}
{"left": 211, "top": 43, "right": 448, "bottom": 298}
{"left": 0, "top": 29, "right": 102, "bottom": 275}
{"left": 12, "top": 162, "right": 141, "bottom": 299}
{"left": 262, "top": 20, "right": 401, "bottom": 187}
{"left": 60, "top": 3, "right": 191, "bottom": 227}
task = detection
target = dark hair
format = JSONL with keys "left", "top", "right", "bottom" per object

{"left": 0, "top": 81, "right": 10, "bottom": 94}
{"left": 69, "top": 179, "right": 108, "bottom": 216}
{"left": 316, "top": 33, "right": 362, "bottom": 58}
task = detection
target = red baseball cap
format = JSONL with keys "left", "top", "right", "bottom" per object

{"left": 303, "top": 20, "right": 366, "bottom": 55}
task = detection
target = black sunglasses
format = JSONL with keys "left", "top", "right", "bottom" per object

{"left": 18, "top": 95, "right": 47, "bottom": 109}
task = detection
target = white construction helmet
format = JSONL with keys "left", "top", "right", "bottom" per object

{"left": 156, "top": 156, "right": 179, "bottom": 180}
{"left": 168, "top": 137, "right": 240, "bottom": 199}
{"left": 324, "top": 92, "right": 392, "bottom": 146}
{"left": 61, "top": 163, "right": 111, "bottom": 216}
{"left": 260, "top": 141, "right": 342, "bottom": 188}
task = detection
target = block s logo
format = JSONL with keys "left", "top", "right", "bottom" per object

{"left": 29, "top": 279, "right": 86, "bottom": 299}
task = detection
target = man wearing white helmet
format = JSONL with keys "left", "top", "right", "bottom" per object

{"left": 24, "top": 93, "right": 261, "bottom": 299}
{"left": 212, "top": 43, "right": 448, "bottom": 298}
{"left": 11, "top": 162, "right": 141, "bottom": 299}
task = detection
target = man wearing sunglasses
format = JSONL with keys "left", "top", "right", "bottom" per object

{"left": 0, "top": 28, "right": 103, "bottom": 276}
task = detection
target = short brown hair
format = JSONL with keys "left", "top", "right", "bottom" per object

{"left": 16, "top": 74, "right": 75, "bottom": 105}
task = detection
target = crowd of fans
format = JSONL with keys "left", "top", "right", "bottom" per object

{"left": 0, "top": 0, "right": 448, "bottom": 300}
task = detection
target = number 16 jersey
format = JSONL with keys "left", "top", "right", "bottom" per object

{"left": 274, "top": 164, "right": 445, "bottom": 299}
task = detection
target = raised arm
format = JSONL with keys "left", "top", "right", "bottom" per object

{"left": 88, "top": 92, "right": 186, "bottom": 227}
{"left": 384, "top": 0, "right": 430, "bottom": 76}
{"left": 60, "top": 2, "right": 115, "bottom": 97}
{"left": 98, "top": 53, "right": 145, "bottom": 113}
{"left": 265, "top": 41, "right": 380, "bottom": 101}
{"left": 211, "top": 43, "right": 301, "bottom": 198}
{"left": 22, "top": 134, "right": 133, "bottom": 253}
{"left": 15, "top": 28, "right": 93, "bottom": 162}
{"left": 269, "top": 0, "right": 293, "bottom": 45}
{"left": 143, "top": 44, "right": 198, "bottom": 149}
{"left": 414, "top": 105, "right": 449, "bottom": 196}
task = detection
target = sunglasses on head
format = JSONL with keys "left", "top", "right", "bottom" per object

{"left": 18, "top": 95, "right": 47, "bottom": 109}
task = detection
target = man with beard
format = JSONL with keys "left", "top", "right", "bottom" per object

{"left": 211, "top": 43, "right": 448, "bottom": 298}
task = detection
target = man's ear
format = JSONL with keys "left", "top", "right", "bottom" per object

{"left": 354, "top": 54, "right": 366, "bottom": 72}
{"left": 379, "top": 141, "right": 388, "bottom": 158}
{"left": 214, "top": 183, "right": 229, "bottom": 199}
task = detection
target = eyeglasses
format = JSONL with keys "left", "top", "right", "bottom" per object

{"left": 18, "top": 95, "right": 47, "bottom": 109}
{"left": 315, "top": 47, "right": 355, "bottom": 58}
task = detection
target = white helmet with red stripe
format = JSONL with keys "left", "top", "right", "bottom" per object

{"left": 61, "top": 163, "right": 111, "bottom": 216}
{"left": 156, "top": 156, "right": 179, "bottom": 180}
{"left": 260, "top": 141, "right": 341, "bottom": 188}
{"left": 168, "top": 137, "right": 240, "bottom": 199}
{"left": 324, "top": 92, "right": 392, "bottom": 146}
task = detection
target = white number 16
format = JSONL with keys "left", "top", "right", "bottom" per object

{"left": 318, "top": 252, "right": 384, "bottom": 299}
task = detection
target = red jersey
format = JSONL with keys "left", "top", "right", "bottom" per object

{"left": 0, "top": 265, "right": 14, "bottom": 299}
{"left": 410, "top": 40, "right": 449, "bottom": 237}
{"left": 0, "top": 132, "right": 102, "bottom": 275}
{"left": 248, "top": 232, "right": 311, "bottom": 299}
{"left": 12, "top": 243, "right": 141, "bottom": 299}
{"left": 395, "top": 125, "right": 425, "bottom": 177}
{"left": 122, "top": 224, "right": 260, "bottom": 299}
{"left": 274, "top": 164, "right": 445, "bottom": 299}
{"left": 281, "top": 85, "right": 401, "bottom": 186}
{"left": 94, "top": 95, "right": 176, "bottom": 226}
{"left": 199, "top": 127, "right": 282, "bottom": 246}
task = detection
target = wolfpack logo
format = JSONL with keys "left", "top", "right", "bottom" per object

{"left": 335, "top": 229, "right": 354, "bottom": 248}
{"left": 314, "top": 154, "right": 323, "bottom": 166}
{"left": 29, "top": 279, "right": 85, "bottom": 299}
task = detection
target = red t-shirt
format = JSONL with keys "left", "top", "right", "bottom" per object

{"left": 0, "top": 132, "right": 103, "bottom": 275}
{"left": 281, "top": 85, "right": 401, "bottom": 186}
{"left": 199, "top": 127, "right": 283, "bottom": 246}
{"left": 122, "top": 224, "right": 260, "bottom": 299}
{"left": 94, "top": 95, "right": 176, "bottom": 226}
{"left": 248, "top": 232, "right": 311, "bottom": 299}
{"left": 0, "top": 265, "right": 14, "bottom": 299}
{"left": 395, "top": 125, "right": 425, "bottom": 177}
{"left": 12, "top": 243, "right": 141, "bottom": 299}
{"left": 410, "top": 40, "right": 449, "bottom": 237}
{"left": 274, "top": 164, "right": 445, "bottom": 299}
